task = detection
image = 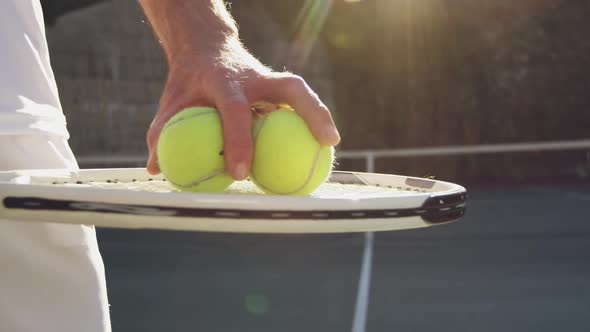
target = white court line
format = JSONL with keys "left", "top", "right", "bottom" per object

{"left": 352, "top": 231, "right": 375, "bottom": 332}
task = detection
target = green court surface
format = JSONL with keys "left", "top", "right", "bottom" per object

{"left": 98, "top": 184, "right": 590, "bottom": 332}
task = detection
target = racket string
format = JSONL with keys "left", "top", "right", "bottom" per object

{"left": 42, "top": 178, "right": 432, "bottom": 198}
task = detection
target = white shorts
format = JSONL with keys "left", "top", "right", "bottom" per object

{"left": 0, "top": 135, "right": 111, "bottom": 332}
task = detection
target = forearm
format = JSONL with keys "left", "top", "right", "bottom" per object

{"left": 141, "top": 0, "right": 340, "bottom": 178}
{"left": 138, "top": 0, "right": 239, "bottom": 65}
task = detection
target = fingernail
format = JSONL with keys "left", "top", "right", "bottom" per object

{"left": 233, "top": 163, "right": 249, "bottom": 180}
{"left": 325, "top": 125, "right": 341, "bottom": 145}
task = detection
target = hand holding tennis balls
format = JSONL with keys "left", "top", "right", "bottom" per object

{"left": 157, "top": 107, "right": 234, "bottom": 192}
{"left": 251, "top": 108, "right": 335, "bottom": 195}
{"left": 158, "top": 104, "right": 336, "bottom": 194}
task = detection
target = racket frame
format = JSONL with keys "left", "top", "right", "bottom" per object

{"left": 0, "top": 168, "right": 466, "bottom": 234}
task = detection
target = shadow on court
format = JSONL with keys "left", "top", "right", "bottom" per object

{"left": 98, "top": 184, "right": 590, "bottom": 332}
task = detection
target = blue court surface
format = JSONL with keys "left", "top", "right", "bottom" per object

{"left": 98, "top": 184, "right": 590, "bottom": 332}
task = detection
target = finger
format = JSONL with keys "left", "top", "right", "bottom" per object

{"left": 146, "top": 114, "right": 166, "bottom": 175}
{"left": 251, "top": 74, "right": 340, "bottom": 146}
{"left": 210, "top": 82, "right": 253, "bottom": 180}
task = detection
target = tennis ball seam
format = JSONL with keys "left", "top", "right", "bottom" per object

{"left": 250, "top": 111, "right": 322, "bottom": 195}
{"left": 165, "top": 168, "right": 226, "bottom": 189}
{"left": 252, "top": 147, "right": 322, "bottom": 195}
{"left": 161, "top": 108, "right": 217, "bottom": 132}
{"left": 251, "top": 113, "right": 268, "bottom": 140}
{"left": 158, "top": 107, "right": 229, "bottom": 190}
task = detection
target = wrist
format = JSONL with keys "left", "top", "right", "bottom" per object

{"left": 166, "top": 34, "right": 239, "bottom": 68}
{"left": 168, "top": 37, "right": 269, "bottom": 78}
{"left": 139, "top": 0, "right": 240, "bottom": 65}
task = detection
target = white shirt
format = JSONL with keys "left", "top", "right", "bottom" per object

{"left": 0, "top": 0, "right": 69, "bottom": 137}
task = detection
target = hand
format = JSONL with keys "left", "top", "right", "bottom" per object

{"left": 146, "top": 42, "right": 340, "bottom": 180}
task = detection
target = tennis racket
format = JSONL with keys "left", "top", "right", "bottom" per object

{"left": 0, "top": 168, "right": 466, "bottom": 234}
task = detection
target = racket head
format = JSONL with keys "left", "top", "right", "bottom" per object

{"left": 0, "top": 168, "right": 466, "bottom": 234}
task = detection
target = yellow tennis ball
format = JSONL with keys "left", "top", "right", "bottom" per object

{"left": 251, "top": 108, "right": 334, "bottom": 195}
{"left": 157, "top": 107, "right": 234, "bottom": 192}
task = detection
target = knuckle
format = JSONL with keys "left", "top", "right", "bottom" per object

{"left": 282, "top": 75, "right": 306, "bottom": 94}
{"left": 202, "top": 68, "right": 237, "bottom": 91}
{"left": 224, "top": 139, "right": 253, "bottom": 160}
{"left": 230, "top": 139, "right": 253, "bottom": 151}
{"left": 286, "top": 74, "right": 305, "bottom": 86}
{"left": 204, "top": 66, "right": 235, "bottom": 81}
{"left": 223, "top": 118, "right": 252, "bottom": 136}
